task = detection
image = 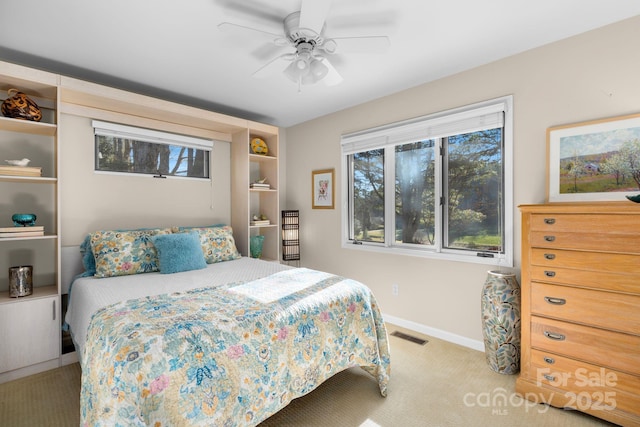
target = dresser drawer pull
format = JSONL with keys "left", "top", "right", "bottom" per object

{"left": 544, "top": 253, "right": 556, "bottom": 260}
{"left": 543, "top": 374, "right": 556, "bottom": 382}
{"left": 544, "top": 235, "right": 555, "bottom": 242}
{"left": 543, "top": 356, "right": 555, "bottom": 364}
{"left": 544, "top": 331, "right": 566, "bottom": 341}
{"left": 544, "top": 296, "right": 566, "bottom": 305}
{"left": 544, "top": 271, "right": 556, "bottom": 277}
{"left": 543, "top": 218, "right": 556, "bottom": 225}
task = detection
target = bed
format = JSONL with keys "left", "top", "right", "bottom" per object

{"left": 65, "top": 226, "right": 390, "bottom": 426}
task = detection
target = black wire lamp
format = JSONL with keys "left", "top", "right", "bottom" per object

{"left": 282, "top": 210, "right": 300, "bottom": 265}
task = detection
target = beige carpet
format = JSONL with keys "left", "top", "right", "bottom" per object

{"left": 0, "top": 324, "right": 615, "bottom": 427}
{"left": 0, "top": 360, "right": 81, "bottom": 426}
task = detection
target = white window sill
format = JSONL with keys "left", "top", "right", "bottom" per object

{"left": 341, "top": 240, "right": 513, "bottom": 267}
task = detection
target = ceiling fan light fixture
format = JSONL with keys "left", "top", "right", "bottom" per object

{"left": 299, "top": 59, "right": 328, "bottom": 85}
{"left": 300, "top": 74, "right": 317, "bottom": 86}
{"left": 295, "top": 51, "right": 311, "bottom": 70}
{"left": 309, "top": 58, "right": 328, "bottom": 80}
{"left": 284, "top": 61, "right": 306, "bottom": 83}
{"left": 286, "top": 57, "right": 327, "bottom": 86}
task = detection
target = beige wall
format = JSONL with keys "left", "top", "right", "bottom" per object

{"left": 283, "top": 16, "right": 640, "bottom": 346}
{"left": 59, "top": 114, "right": 232, "bottom": 246}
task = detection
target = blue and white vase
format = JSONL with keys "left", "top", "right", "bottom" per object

{"left": 481, "top": 270, "right": 521, "bottom": 374}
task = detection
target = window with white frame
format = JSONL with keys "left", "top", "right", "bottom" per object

{"left": 341, "top": 96, "right": 513, "bottom": 266}
{"left": 93, "top": 121, "right": 213, "bottom": 179}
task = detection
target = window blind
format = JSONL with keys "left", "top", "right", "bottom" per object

{"left": 341, "top": 98, "right": 508, "bottom": 155}
{"left": 92, "top": 120, "right": 213, "bottom": 150}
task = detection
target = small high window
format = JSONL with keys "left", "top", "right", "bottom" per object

{"left": 93, "top": 121, "right": 213, "bottom": 179}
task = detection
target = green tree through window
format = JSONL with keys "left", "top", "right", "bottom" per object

{"left": 93, "top": 121, "right": 212, "bottom": 179}
{"left": 343, "top": 96, "right": 513, "bottom": 266}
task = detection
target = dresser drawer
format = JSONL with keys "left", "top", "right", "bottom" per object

{"left": 531, "top": 316, "right": 640, "bottom": 376}
{"left": 530, "top": 248, "right": 640, "bottom": 274}
{"left": 530, "top": 349, "right": 640, "bottom": 416}
{"left": 529, "top": 265, "right": 640, "bottom": 294}
{"left": 531, "top": 283, "right": 640, "bottom": 334}
{"left": 530, "top": 231, "right": 640, "bottom": 253}
{"left": 530, "top": 214, "right": 640, "bottom": 235}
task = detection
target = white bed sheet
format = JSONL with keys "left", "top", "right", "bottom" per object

{"left": 65, "top": 257, "right": 291, "bottom": 360}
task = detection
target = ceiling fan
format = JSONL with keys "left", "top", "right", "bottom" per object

{"left": 218, "top": 0, "right": 390, "bottom": 89}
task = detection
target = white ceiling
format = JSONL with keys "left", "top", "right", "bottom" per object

{"left": 1, "top": 1, "right": 639, "bottom": 128}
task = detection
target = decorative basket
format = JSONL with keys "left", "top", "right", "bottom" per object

{"left": 1, "top": 88, "right": 42, "bottom": 121}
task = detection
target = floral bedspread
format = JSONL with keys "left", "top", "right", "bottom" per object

{"left": 80, "top": 268, "right": 390, "bottom": 426}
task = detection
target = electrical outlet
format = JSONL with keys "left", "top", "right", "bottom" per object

{"left": 392, "top": 283, "right": 399, "bottom": 296}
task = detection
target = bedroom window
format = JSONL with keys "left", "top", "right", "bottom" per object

{"left": 341, "top": 96, "right": 513, "bottom": 266}
{"left": 93, "top": 121, "right": 212, "bottom": 179}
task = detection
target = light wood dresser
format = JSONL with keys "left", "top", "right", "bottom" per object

{"left": 517, "top": 202, "right": 640, "bottom": 427}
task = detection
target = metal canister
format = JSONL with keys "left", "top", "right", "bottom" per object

{"left": 9, "top": 266, "right": 33, "bottom": 297}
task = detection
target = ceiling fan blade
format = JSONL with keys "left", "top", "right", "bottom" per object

{"left": 330, "top": 36, "right": 390, "bottom": 54}
{"left": 326, "top": 11, "right": 398, "bottom": 31}
{"left": 252, "top": 53, "right": 295, "bottom": 79}
{"left": 320, "top": 57, "right": 343, "bottom": 86}
{"left": 218, "top": 22, "right": 285, "bottom": 44}
{"left": 299, "top": 0, "right": 333, "bottom": 34}
{"left": 215, "top": 0, "right": 287, "bottom": 26}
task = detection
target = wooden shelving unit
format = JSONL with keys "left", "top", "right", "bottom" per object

{"left": 0, "top": 62, "right": 61, "bottom": 384}
{"left": 231, "top": 127, "right": 280, "bottom": 261}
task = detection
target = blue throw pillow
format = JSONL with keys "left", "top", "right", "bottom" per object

{"left": 151, "top": 232, "right": 207, "bottom": 274}
{"left": 79, "top": 234, "right": 97, "bottom": 276}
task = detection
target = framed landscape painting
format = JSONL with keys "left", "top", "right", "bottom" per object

{"left": 547, "top": 113, "right": 640, "bottom": 202}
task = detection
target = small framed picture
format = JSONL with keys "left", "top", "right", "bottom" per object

{"left": 547, "top": 113, "right": 640, "bottom": 202}
{"left": 312, "top": 168, "right": 335, "bottom": 209}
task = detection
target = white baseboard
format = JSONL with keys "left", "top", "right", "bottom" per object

{"left": 382, "top": 313, "right": 484, "bottom": 352}
{"left": 0, "top": 359, "right": 60, "bottom": 384}
{"left": 61, "top": 351, "right": 78, "bottom": 366}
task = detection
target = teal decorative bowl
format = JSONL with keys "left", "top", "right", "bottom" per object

{"left": 12, "top": 213, "right": 37, "bottom": 227}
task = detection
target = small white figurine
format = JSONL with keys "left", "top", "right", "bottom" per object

{"left": 5, "top": 158, "right": 31, "bottom": 167}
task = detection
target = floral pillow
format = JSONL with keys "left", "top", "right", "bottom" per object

{"left": 177, "top": 225, "right": 241, "bottom": 264}
{"left": 89, "top": 228, "right": 173, "bottom": 278}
